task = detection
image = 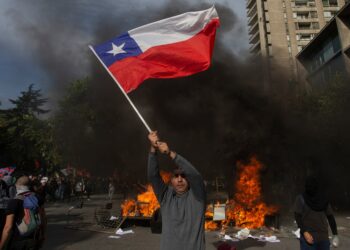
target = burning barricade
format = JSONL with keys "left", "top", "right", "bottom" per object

{"left": 121, "top": 171, "right": 171, "bottom": 218}
{"left": 120, "top": 157, "right": 278, "bottom": 232}
{"left": 205, "top": 157, "right": 278, "bottom": 231}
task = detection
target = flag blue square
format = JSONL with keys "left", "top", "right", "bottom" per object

{"left": 93, "top": 32, "right": 142, "bottom": 67}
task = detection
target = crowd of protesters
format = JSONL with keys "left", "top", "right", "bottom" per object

{"left": 0, "top": 169, "right": 130, "bottom": 250}
{"left": 24, "top": 175, "right": 130, "bottom": 203}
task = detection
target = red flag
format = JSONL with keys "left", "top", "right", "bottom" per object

{"left": 92, "top": 7, "right": 220, "bottom": 93}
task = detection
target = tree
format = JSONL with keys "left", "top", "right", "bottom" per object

{"left": 0, "top": 85, "right": 59, "bottom": 171}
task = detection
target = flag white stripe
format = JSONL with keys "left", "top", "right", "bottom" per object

{"left": 128, "top": 6, "right": 218, "bottom": 52}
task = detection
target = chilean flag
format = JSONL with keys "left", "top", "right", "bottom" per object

{"left": 92, "top": 6, "right": 220, "bottom": 93}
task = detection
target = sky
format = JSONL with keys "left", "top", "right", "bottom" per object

{"left": 0, "top": 0, "right": 248, "bottom": 108}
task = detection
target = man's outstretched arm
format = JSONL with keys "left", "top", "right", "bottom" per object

{"left": 147, "top": 132, "right": 167, "bottom": 203}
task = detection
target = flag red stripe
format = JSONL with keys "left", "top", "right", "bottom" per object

{"left": 108, "top": 18, "right": 219, "bottom": 93}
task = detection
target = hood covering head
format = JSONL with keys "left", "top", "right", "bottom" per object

{"left": 303, "top": 175, "right": 328, "bottom": 211}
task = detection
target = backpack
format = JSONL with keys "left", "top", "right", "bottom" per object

{"left": 15, "top": 192, "right": 42, "bottom": 237}
{"left": 0, "top": 180, "right": 10, "bottom": 209}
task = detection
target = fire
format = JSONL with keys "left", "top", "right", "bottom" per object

{"left": 230, "top": 157, "right": 278, "bottom": 228}
{"left": 121, "top": 199, "right": 136, "bottom": 216}
{"left": 136, "top": 184, "right": 159, "bottom": 216}
{"left": 205, "top": 204, "right": 214, "bottom": 218}
{"left": 122, "top": 157, "right": 278, "bottom": 230}
{"left": 205, "top": 220, "right": 219, "bottom": 230}
{"left": 121, "top": 171, "right": 171, "bottom": 217}
{"left": 205, "top": 157, "right": 278, "bottom": 230}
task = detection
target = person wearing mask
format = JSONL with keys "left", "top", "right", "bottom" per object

{"left": 294, "top": 175, "right": 339, "bottom": 250}
{"left": 0, "top": 175, "right": 46, "bottom": 250}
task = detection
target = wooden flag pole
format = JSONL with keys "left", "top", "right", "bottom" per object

{"left": 88, "top": 45, "right": 152, "bottom": 133}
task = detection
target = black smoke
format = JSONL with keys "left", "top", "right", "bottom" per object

{"left": 4, "top": 0, "right": 350, "bottom": 209}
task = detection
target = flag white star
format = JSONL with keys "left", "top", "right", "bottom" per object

{"left": 107, "top": 42, "right": 126, "bottom": 56}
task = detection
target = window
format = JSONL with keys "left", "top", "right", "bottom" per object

{"left": 296, "top": 22, "right": 319, "bottom": 30}
{"left": 312, "top": 22, "right": 320, "bottom": 29}
{"left": 297, "top": 12, "right": 309, "bottom": 19}
{"left": 295, "top": 1, "right": 307, "bottom": 7}
{"left": 299, "top": 34, "right": 313, "bottom": 41}
{"left": 324, "top": 11, "right": 332, "bottom": 18}
{"left": 293, "top": 1, "right": 315, "bottom": 7}
{"left": 322, "top": 0, "right": 338, "bottom": 7}
{"left": 294, "top": 11, "right": 318, "bottom": 20}
{"left": 310, "top": 12, "right": 318, "bottom": 18}
{"left": 306, "top": 33, "right": 341, "bottom": 72}
{"left": 308, "top": 1, "right": 316, "bottom": 7}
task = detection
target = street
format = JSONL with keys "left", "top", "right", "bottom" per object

{"left": 41, "top": 195, "right": 350, "bottom": 250}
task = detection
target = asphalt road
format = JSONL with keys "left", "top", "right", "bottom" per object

{"left": 41, "top": 195, "right": 350, "bottom": 250}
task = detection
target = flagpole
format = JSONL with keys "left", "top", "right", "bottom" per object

{"left": 88, "top": 45, "right": 152, "bottom": 133}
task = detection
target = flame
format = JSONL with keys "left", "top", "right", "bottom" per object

{"left": 136, "top": 184, "right": 159, "bottom": 216}
{"left": 205, "top": 220, "right": 219, "bottom": 230}
{"left": 205, "top": 157, "right": 278, "bottom": 230}
{"left": 121, "top": 199, "right": 136, "bottom": 216}
{"left": 121, "top": 171, "right": 171, "bottom": 217}
{"left": 205, "top": 204, "right": 214, "bottom": 218}
{"left": 229, "top": 157, "right": 278, "bottom": 228}
{"left": 122, "top": 157, "right": 278, "bottom": 230}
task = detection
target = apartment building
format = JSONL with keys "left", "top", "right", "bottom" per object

{"left": 297, "top": 2, "right": 350, "bottom": 88}
{"left": 247, "top": 0, "right": 348, "bottom": 84}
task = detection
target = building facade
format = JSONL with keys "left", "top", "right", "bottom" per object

{"left": 247, "top": 0, "right": 348, "bottom": 85}
{"left": 297, "top": 2, "right": 350, "bottom": 88}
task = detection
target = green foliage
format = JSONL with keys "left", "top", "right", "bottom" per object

{"left": 9, "top": 84, "right": 49, "bottom": 116}
{"left": 0, "top": 85, "right": 59, "bottom": 171}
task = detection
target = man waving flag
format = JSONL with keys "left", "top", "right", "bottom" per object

{"left": 89, "top": 6, "right": 219, "bottom": 131}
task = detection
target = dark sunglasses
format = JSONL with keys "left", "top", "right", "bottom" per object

{"left": 173, "top": 173, "right": 186, "bottom": 178}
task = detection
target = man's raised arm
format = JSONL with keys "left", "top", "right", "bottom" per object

{"left": 147, "top": 132, "right": 167, "bottom": 203}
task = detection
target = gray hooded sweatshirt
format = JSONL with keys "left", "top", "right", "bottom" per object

{"left": 148, "top": 153, "right": 206, "bottom": 250}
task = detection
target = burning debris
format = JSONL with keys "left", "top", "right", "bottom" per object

{"left": 205, "top": 157, "right": 278, "bottom": 230}
{"left": 120, "top": 157, "right": 277, "bottom": 231}
{"left": 121, "top": 171, "right": 171, "bottom": 217}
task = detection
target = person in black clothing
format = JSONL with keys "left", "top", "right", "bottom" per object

{"left": 294, "top": 176, "right": 339, "bottom": 250}
{"left": 0, "top": 175, "right": 46, "bottom": 250}
{"left": 0, "top": 175, "right": 16, "bottom": 235}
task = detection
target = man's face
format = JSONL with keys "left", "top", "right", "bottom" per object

{"left": 171, "top": 173, "right": 189, "bottom": 195}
